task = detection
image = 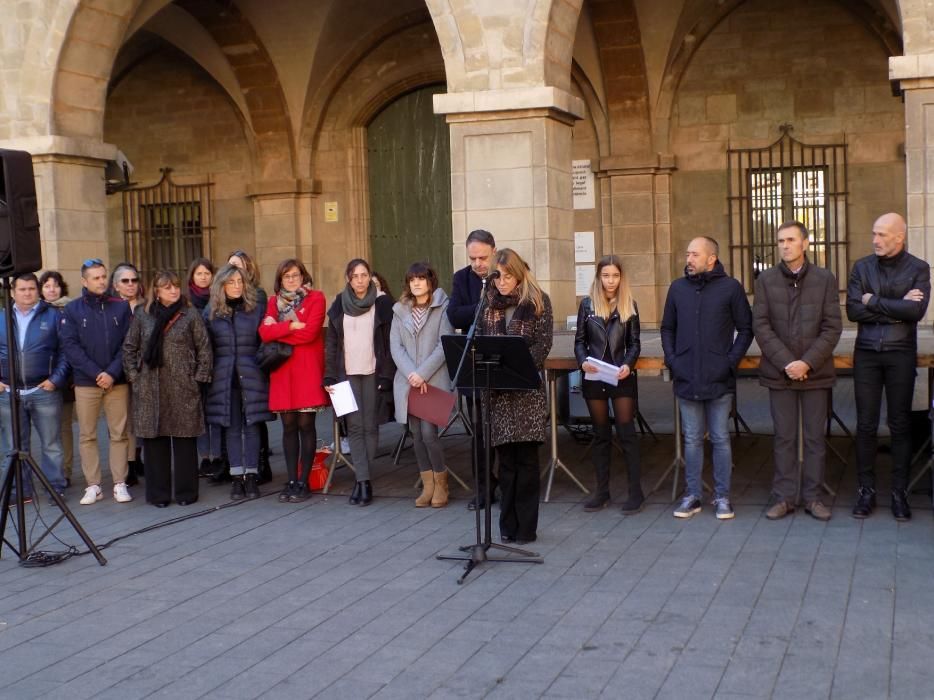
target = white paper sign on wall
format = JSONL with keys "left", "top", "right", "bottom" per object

{"left": 576, "top": 264, "right": 594, "bottom": 296}
{"left": 572, "top": 160, "right": 595, "bottom": 210}
{"left": 574, "top": 231, "right": 595, "bottom": 263}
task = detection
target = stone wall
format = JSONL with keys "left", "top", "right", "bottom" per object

{"left": 669, "top": 0, "right": 906, "bottom": 281}
{"left": 103, "top": 48, "right": 255, "bottom": 274}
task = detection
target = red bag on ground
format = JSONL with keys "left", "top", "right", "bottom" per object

{"left": 301, "top": 446, "right": 330, "bottom": 491}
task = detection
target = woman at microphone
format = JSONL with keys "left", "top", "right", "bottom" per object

{"left": 479, "top": 249, "right": 553, "bottom": 545}
{"left": 574, "top": 255, "right": 643, "bottom": 514}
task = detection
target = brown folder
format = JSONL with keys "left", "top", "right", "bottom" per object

{"left": 408, "top": 384, "right": 457, "bottom": 428}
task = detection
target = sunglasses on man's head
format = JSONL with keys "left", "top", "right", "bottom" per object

{"left": 82, "top": 258, "right": 103, "bottom": 268}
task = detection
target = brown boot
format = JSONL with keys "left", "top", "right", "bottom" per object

{"left": 415, "top": 471, "right": 434, "bottom": 508}
{"left": 431, "top": 470, "right": 449, "bottom": 508}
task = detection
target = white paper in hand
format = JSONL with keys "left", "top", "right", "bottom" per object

{"left": 329, "top": 381, "right": 359, "bottom": 417}
{"left": 584, "top": 356, "right": 621, "bottom": 386}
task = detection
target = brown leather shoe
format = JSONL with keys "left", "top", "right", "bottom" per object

{"left": 806, "top": 500, "right": 832, "bottom": 521}
{"left": 765, "top": 500, "right": 793, "bottom": 520}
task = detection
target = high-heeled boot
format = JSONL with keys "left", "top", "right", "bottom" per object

{"left": 618, "top": 422, "right": 644, "bottom": 514}
{"left": 584, "top": 424, "right": 612, "bottom": 511}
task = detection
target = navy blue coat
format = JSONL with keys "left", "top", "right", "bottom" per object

{"left": 660, "top": 261, "right": 753, "bottom": 401}
{"left": 203, "top": 302, "right": 273, "bottom": 427}
{"left": 0, "top": 301, "right": 69, "bottom": 389}
{"left": 447, "top": 265, "right": 485, "bottom": 332}
{"left": 60, "top": 291, "right": 132, "bottom": 386}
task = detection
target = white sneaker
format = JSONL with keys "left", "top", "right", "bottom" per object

{"left": 341, "top": 437, "right": 351, "bottom": 453}
{"left": 113, "top": 482, "right": 133, "bottom": 503}
{"left": 80, "top": 485, "right": 103, "bottom": 505}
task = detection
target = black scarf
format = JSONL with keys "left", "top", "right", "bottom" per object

{"left": 143, "top": 299, "right": 184, "bottom": 369}
{"left": 341, "top": 282, "right": 377, "bottom": 317}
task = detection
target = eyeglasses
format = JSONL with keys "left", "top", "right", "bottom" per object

{"left": 282, "top": 272, "right": 302, "bottom": 281}
{"left": 82, "top": 258, "right": 103, "bottom": 268}
{"left": 119, "top": 278, "right": 139, "bottom": 284}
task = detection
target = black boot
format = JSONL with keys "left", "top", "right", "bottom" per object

{"left": 125, "top": 462, "right": 139, "bottom": 487}
{"left": 199, "top": 458, "right": 213, "bottom": 478}
{"left": 348, "top": 481, "right": 362, "bottom": 505}
{"left": 584, "top": 424, "right": 611, "bottom": 511}
{"left": 618, "top": 422, "right": 645, "bottom": 515}
{"left": 244, "top": 474, "right": 260, "bottom": 499}
{"left": 891, "top": 488, "right": 911, "bottom": 521}
{"left": 359, "top": 480, "right": 373, "bottom": 506}
{"left": 230, "top": 476, "right": 245, "bottom": 501}
{"left": 209, "top": 457, "right": 231, "bottom": 485}
{"left": 851, "top": 486, "right": 876, "bottom": 518}
{"left": 135, "top": 448, "right": 145, "bottom": 477}
{"left": 257, "top": 448, "right": 272, "bottom": 485}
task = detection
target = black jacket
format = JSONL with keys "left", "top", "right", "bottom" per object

{"left": 753, "top": 258, "right": 842, "bottom": 390}
{"left": 323, "top": 294, "right": 396, "bottom": 391}
{"left": 661, "top": 261, "right": 754, "bottom": 401}
{"left": 846, "top": 250, "right": 930, "bottom": 352}
{"left": 574, "top": 297, "right": 641, "bottom": 370}
{"left": 203, "top": 302, "right": 273, "bottom": 427}
{"left": 447, "top": 265, "right": 485, "bottom": 332}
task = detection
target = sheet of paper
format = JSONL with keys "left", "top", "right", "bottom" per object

{"left": 575, "top": 264, "right": 594, "bottom": 296}
{"left": 574, "top": 231, "right": 595, "bottom": 263}
{"left": 583, "top": 356, "right": 620, "bottom": 386}
{"left": 329, "top": 380, "right": 358, "bottom": 417}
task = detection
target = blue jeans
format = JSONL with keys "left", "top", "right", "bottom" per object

{"left": 0, "top": 388, "right": 65, "bottom": 492}
{"left": 197, "top": 424, "right": 222, "bottom": 460}
{"left": 678, "top": 393, "right": 733, "bottom": 499}
{"left": 225, "top": 388, "right": 259, "bottom": 476}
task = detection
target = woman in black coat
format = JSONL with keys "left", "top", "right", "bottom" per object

{"left": 203, "top": 264, "right": 273, "bottom": 500}
{"left": 186, "top": 257, "right": 222, "bottom": 477}
{"left": 574, "top": 255, "right": 643, "bottom": 514}
{"left": 323, "top": 258, "right": 395, "bottom": 506}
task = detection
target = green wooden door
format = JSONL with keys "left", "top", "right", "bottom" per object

{"left": 367, "top": 85, "right": 452, "bottom": 297}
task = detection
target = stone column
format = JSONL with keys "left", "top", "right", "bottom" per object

{"left": 0, "top": 136, "right": 116, "bottom": 291}
{"left": 891, "top": 56, "right": 934, "bottom": 321}
{"left": 247, "top": 180, "right": 316, "bottom": 291}
{"left": 435, "top": 88, "right": 584, "bottom": 321}
{"left": 597, "top": 157, "right": 676, "bottom": 326}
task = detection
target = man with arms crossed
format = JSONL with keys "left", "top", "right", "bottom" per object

{"left": 754, "top": 222, "right": 841, "bottom": 521}
{"left": 661, "top": 237, "right": 753, "bottom": 520}
{"left": 846, "top": 212, "right": 929, "bottom": 520}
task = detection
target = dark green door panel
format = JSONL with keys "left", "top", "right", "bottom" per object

{"left": 367, "top": 85, "right": 452, "bottom": 296}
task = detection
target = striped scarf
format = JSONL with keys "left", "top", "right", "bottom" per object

{"left": 411, "top": 304, "right": 428, "bottom": 336}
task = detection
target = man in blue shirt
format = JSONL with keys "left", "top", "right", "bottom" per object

{"left": 0, "top": 273, "right": 70, "bottom": 502}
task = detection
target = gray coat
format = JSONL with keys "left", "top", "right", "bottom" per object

{"left": 123, "top": 304, "right": 213, "bottom": 438}
{"left": 390, "top": 288, "right": 454, "bottom": 424}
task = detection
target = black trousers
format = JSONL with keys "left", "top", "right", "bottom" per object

{"left": 853, "top": 347, "right": 916, "bottom": 490}
{"left": 143, "top": 436, "right": 198, "bottom": 504}
{"left": 496, "top": 441, "right": 540, "bottom": 540}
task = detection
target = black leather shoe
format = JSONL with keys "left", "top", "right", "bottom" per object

{"left": 125, "top": 463, "right": 139, "bottom": 488}
{"left": 851, "top": 486, "right": 876, "bottom": 519}
{"left": 349, "top": 481, "right": 362, "bottom": 505}
{"left": 501, "top": 534, "right": 516, "bottom": 544}
{"left": 177, "top": 498, "right": 197, "bottom": 506}
{"left": 359, "top": 480, "right": 373, "bottom": 506}
{"left": 891, "top": 489, "right": 911, "bottom": 521}
{"left": 153, "top": 501, "right": 170, "bottom": 508}
{"left": 583, "top": 492, "right": 610, "bottom": 512}
{"left": 516, "top": 535, "right": 537, "bottom": 545}
{"left": 244, "top": 474, "right": 260, "bottom": 499}
{"left": 230, "top": 477, "right": 246, "bottom": 501}
{"left": 467, "top": 496, "right": 486, "bottom": 511}
{"left": 198, "top": 458, "right": 213, "bottom": 478}
{"left": 209, "top": 458, "right": 231, "bottom": 485}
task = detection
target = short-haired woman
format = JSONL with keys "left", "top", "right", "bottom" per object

{"left": 204, "top": 264, "right": 274, "bottom": 500}
{"left": 574, "top": 255, "right": 643, "bottom": 514}
{"left": 259, "top": 259, "right": 327, "bottom": 503}
{"left": 111, "top": 262, "right": 146, "bottom": 486}
{"left": 390, "top": 262, "right": 454, "bottom": 508}
{"left": 123, "top": 270, "right": 212, "bottom": 507}
{"left": 323, "top": 258, "right": 395, "bottom": 506}
{"left": 39, "top": 270, "right": 76, "bottom": 487}
{"left": 480, "top": 248, "right": 553, "bottom": 545}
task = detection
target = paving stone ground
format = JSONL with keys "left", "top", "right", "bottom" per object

{"left": 0, "top": 375, "right": 932, "bottom": 699}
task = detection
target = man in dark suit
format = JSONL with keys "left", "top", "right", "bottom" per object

{"left": 447, "top": 229, "right": 498, "bottom": 510}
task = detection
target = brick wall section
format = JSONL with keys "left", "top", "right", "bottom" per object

{"left": 669, "top": 0, "right": 906, "bottom": 277}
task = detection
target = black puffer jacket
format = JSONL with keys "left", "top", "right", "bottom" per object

{"left": 846, "top": 250, "right": 930, "bottom": 352}
{"left": 661, "top": 261, "right": 754, "bottom": 401}
{"left": 753, "top": 258, "right": 842, "bottom": 390}
{"left": 203, "top": 300, "right": 273, "bottom": 427}
{"left": 574, "top": 297, "right": 640, "bottom": 369}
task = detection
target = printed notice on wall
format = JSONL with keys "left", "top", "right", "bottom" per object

{"left": 576, "top": 264, "right": 594, "bottom": 296}
{"left": 572, "top": 160, "right": 595, "bottom": 210}
{"left": 324, "top": 201, "right": 339, "bottom": 223}
{"left": 574, "top": 231, "right": 595, "bottom": 263}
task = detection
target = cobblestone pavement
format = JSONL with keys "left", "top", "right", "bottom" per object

{"left": 0, "top": 379, "right": 932, "bottom": 699}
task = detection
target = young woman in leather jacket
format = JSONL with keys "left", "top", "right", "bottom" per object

{"left": 574, "top": 255, "right": 643, "bottom": 514}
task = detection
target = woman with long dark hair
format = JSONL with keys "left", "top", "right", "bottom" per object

{"left": 479, "top": 248, "right": 553, "bottom": 545}
{"left": 123, "top": 270, "right": 212, "bottom": 507}
{"left": 574, "top": 255, "right": 643, "bottom": 514}
{"left": 259, "top": 259, "right": 327, "bottom": 502}
{"left": 390, "top": 262, "right": 454, "bottom": 508}
{"left": 204, "top": 264, "right": 273, "bottom": 500}
{"left": 323, "top": 258, "right": 395, "bottom": 506}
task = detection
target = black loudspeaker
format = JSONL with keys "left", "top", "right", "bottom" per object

{"left": 0, "top": 149, "right": 42, "bottom": 276}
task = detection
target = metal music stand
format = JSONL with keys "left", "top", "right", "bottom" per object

{"left": 438, "top": 333, "right": 544, "bottom": 583}
{"left": 0, "top": 277, "right": 105, "bottom": 565}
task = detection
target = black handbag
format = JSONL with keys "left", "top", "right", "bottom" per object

{"left": 256, "top": 341, "right": 292, "bottom": 373}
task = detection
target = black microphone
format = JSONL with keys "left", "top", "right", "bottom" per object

{"left": 485, "top": 270, "right": 501, "bottom": 282}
